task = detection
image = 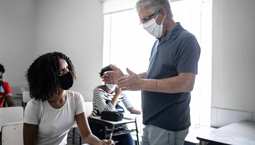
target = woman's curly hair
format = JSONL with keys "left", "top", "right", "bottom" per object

{"left": 26, "top": 52, "right": 75, "bottom": 101}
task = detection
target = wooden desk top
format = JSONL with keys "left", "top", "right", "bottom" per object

{"left": 197, "top": 120, "right": 255, "bottom": 145}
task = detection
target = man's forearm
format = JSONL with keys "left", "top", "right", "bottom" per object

{"left": 138, "top": 72, "right": 147, "bottom": 78}
{"left": 140, "top": 73, "right": 195, "bottom": 93}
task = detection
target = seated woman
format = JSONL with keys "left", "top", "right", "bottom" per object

{"left": 0, "top": 64, "right": 15, "bottom": 107}
{"left": 89, "top": 65, "right": 141, "bottom": 145}
{"left": 23, "top": 52, "right": 112, "bottom": 145}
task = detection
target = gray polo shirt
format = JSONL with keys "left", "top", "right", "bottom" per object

{"left": 142, "top": 23, "right": 200, "bottom": 131}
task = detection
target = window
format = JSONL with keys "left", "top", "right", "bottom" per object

{"left": 103, "top": 0, "right": 212, "bottom": 127}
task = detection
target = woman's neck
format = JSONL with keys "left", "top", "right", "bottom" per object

{"left": 48, "top": 90, "right": 66, "bottom": 109}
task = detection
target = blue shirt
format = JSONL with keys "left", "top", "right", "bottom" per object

{"left": 142, "top": 23, "right": 200, "bottom": 131}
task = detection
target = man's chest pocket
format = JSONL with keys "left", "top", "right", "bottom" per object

{"left": 157, "top": 51, "right": 177, "bottom": 74}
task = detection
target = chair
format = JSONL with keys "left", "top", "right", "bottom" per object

{"left": 1, "top": 123, "right": 23, "bottom": 145}
{"left": 89, "top": 116, "right": 140, "bottom": 145}
{"left": 0, "top": 107, "right": 23, "bottom": 130}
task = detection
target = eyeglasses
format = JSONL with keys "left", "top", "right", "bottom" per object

{"left": 140, "top": 10, "right": 160, "bottom": 23}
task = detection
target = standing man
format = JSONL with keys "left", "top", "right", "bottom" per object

{"left": 103, "top": 0, "right": 200, "bottom": 145}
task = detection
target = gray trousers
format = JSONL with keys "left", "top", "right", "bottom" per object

{"left": 141, "top": 125, "right": 188, "bottom": 145}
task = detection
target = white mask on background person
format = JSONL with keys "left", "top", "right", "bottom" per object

{"left": 143, "top": 15, "right": 165, "bottom": 38}
{"left": 105, "top": 84, "right": 117, "bottom": 92}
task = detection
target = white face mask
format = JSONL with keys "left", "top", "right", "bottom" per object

{"left": 143, "top": 15, "right": 164, "bottom": 38}
{"left": 105, "top": 84, "right": 117, "bottom": 92}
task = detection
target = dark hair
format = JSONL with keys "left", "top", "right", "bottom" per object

{"left": 0, "top": 64, "right": 5, "bottom": 73}
{"left": 26, "top": 52, "right": 75, "bottom": 101}
{"left": 99, "top": 65, "right": 113, "bottom": 77}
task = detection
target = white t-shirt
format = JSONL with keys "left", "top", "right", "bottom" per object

{"left": 24, "top": 90, "right": 85, "bottom": 145}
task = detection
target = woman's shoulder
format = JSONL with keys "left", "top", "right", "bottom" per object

{"left": 66, "top": 90, "right": 84, "bottom": 102}
{"left": 66, "top": 90, "right": 82, "bottom": 96}
{"left": 25, "top": 98, "right": 43, "bottom": 112}
{"left": 27, "top": 98, "right": 41, "bottom": 106}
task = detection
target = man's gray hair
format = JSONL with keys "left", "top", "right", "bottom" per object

{"left": 136, "top": 0, "right": 172, "bottom": 17}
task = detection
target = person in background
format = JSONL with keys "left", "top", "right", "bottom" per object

{"left": 23, "top": 52, "right": 112, "bottom": 145}
{"left": 0, "top": 64, "right": 15, "bottom": 107}
{"left": 92, "top": 65, "right": 141, "bottom": 116}
{"left": 89, "top": 65, "right": 141, "bottom": 145}
{"left": 103, "top": 0, "right": 201, "bottom": 145}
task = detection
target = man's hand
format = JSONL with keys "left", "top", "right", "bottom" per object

{"left": 102, "top": 65, "right": 124, "bottom": 84}
{"left": 118, "top": 68, "right": 143, "bottom": 91}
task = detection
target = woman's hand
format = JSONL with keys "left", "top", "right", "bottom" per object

{"left": 114, "top": 86, "right": 122, "bottom": 96}
{"left": 111, "top": 86, "right": 121, "bottom": 106}
{"left": 101, "top": 139, "right": 114, "bottom": 145}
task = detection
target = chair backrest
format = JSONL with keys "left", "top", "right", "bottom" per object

{"left": 1, "top": 123, "right": 23, "bottom": 145}
{"left": 84, "top": 101, "right": 93, "bottom": 117}
{"left": 0, "top": 107, "right": 23, "bottom": 129}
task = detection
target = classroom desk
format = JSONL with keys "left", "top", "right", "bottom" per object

{"left": 89, "top": 116, "right": 140, "bottom": 145}
{"left": 197, "top": 120, "right": 255, "bottom": 145}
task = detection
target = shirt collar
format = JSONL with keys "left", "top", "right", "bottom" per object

{"left": 159, "top": 22, "right": 183, "bottom": 43}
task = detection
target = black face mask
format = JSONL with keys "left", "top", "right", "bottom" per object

{"left": 58, "top": 72, "right": 73, "bottom": 90}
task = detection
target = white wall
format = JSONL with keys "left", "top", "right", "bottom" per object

{"left": 0, "top": 0, "right": 35, "bottom": 90}
{"left": 212, "top": 0, "right": 255, "bottom": 127}
{"left": 35, "top": 0, "right": 103, "bottom": 101}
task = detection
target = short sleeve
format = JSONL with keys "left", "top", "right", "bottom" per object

{"left": 3, "top": 81, "right": 12, "bottom": 95}
{"left": 176, "top": 35, "right": 201, "bottom": 74}
{"left": 75, "top": 92, "right": 85, "bottom": 115}
{"left": 24, "top": 99, "right": 40, "bottom": 125}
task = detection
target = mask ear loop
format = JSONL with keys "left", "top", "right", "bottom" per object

{"left": 154, "top": 13, "right": 166, "bottom": 39}
{"left": 157, "top": 12, "right": 166, "bottom": 25}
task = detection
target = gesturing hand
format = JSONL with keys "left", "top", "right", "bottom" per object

{"left": 118, "top": 68, "right": 142, "bottom": 91}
